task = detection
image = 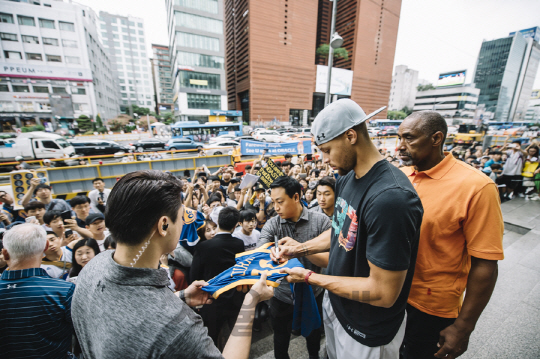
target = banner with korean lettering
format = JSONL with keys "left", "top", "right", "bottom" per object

{"left": 256, "top": 160, "right": 286, "bottom": 189}
{"left": 240, "top": 140, "right": 312, "bottom": 156}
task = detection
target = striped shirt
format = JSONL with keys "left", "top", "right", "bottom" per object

{"left": 0, "top": 268, "right": 75, "bottom": 359}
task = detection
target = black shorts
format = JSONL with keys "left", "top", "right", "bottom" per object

{"left": 497, "top": 175, "right": 521, "bottom": 190}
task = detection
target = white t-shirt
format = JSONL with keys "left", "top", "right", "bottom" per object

{"left": 41, "top": 246, "right": 73, "bottom": 279}
{"left": 94, "top": 230, "right": 111, "bottom": 252}
{"left": 232, "top": 227, "right": 260, "bottom": 251}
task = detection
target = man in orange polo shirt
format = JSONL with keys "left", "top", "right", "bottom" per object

{"left": 397, "top": 111, "right": 504, "bottom": 359}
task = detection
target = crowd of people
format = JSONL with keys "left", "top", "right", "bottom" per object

{"left": 0, "top": 98, "right": 532, "bottom": 359}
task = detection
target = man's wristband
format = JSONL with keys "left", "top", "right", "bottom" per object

{"left": 178, "top": 290, "right": 186, "bottom": 302}
{"left": 304, "top": 270, "right": 315, "bottom": 285}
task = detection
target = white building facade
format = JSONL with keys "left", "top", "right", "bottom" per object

{"left": 165, "top": 0, "right": 227, "bottom": 123}
{"left": 99, "top": 11, "right": 155, "bottom": 113}
{"left": 0, "top": 0, "right": 119, "bottom": 133}
{"left": 388, "top": 65, "right": 418, "bottom": 111}
{"left": 413, "top": 84, "right": 480, "bottom": 125}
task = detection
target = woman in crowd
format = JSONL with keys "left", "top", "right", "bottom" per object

{"left": 197, "top": 219, "right": 217, "bottom": 242}
{"left": 68, "top": 238, "right": 101, "bottom": 281}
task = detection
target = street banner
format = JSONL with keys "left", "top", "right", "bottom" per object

{"left": 240, "top": 140, "right": 312, "bottom": 156}
{"left": 256, "top": 159, "right": 286, "bottom": 189}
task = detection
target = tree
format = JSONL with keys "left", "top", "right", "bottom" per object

{"left": 96, "top": 114, "right": 103, "bottom": 128}
{"left": 130, "top": 105, "right": 150, "bottom": 117}
{"left": 417, "top": 83, "right": 435, "bottom": 91}
{"left": 108, "top": 115, "right": 131, "bottom": 131}
{"left": 387, "top": 110, "right": 408, "bottom": 120}
{"left": 76, "top": 115, "right": 93, "bottom": 133}
{"left": 136, "top": 116, "right": 157, "bottom": 131}
{"left": 316, "top": 44, "right": 349, "bottom": 60}
{"left": 401, "top": 106, "right": 413, "bottom": 116}
{"left": 162, "top": 113, "right": 174, "bottom": 125}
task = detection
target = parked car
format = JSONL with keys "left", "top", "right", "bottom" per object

{"left": 379, "top": 127, "right": 398, "bottom": 136}
{"left": 164, "top": 138, "right": 204, "bottom": 151}
{"left": 130, "top": 139, "right": 167, "bottom": 152}
{"left": 368, "top": 127, "right": 382, "bottom": 136}
{"left": 291, "top": 134, "right": 314, "bottom": 142}
{"left": 204, "top": 140, "right": 240, "bottom": 156}
{"left": 235, "top": 135, "right": 260, "bottom": 142}
{"left": 209, "top": 134, "right": 237, "bottom": 144}
{"left": 279, "top": 133, "right": 298, "bottom": 142}
{"left": 252, "top": 130, "right": 281, "bottom": 143}
{"left": 69, "top": 140, "right": 128, "bottom": 157}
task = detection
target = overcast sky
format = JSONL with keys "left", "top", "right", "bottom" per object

{"left": 76, "top": 0, "right": 540, "bottom": 89}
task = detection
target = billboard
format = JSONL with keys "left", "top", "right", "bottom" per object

{"left": 437, "top": 70, "right": 466, "bottom": 87}
{"left": 509, "top": 27, "right": 540, "bottom": 43}
{"left": 315, "top": 65, "right": 353, "bottom": 96}
{"left": 0, "top": 62, "right": 92, "bottom": 81}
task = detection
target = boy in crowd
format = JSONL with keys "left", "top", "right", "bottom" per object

{"left": 24, "top": 202, "right": 46, "bottom": 225}
{"left": 233, "top": 210, "right": 260, "bottom": 251}
{"left": 43, "top": 210, "right": 91, "bottom": 242}
{"left": 70, "top": 195, "right": 93, "bottom": 227}
{"left": 313, "top": 176, "right": 336, "bottom": 219}
{"left": 88, "top": 178, "right": 110, "bottom": 214}
{"left": 21, "top": 179, "right": 71, "bottom": 213}
{"left": 85, "top": 213, "right": 109, "bottom": 252}
{"left": 0, "top": 190, "right": 25, "bottom": 222}
{"left": 41, "top": 230, "right": 78, "bottom": 279}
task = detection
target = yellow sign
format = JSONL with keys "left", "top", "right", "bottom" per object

{"left": 209, "top": 115, "right": 227, "bottom": 122}
{"left": 10, "top": 170, "right": 49, "bottom": 210}
{"left": 190, "top": 79, "right": 208, "bottom": 86}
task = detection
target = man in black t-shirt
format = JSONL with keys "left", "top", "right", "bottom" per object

{"left": 274, "top": 99, "right": 423, "bottom": 359}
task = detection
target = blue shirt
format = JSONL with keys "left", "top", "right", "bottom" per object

{"left": 0, "top": 268, "right": 75, "bottom": 359}
{"left": 484, "top": 159, "right": 502, "bottom": 168}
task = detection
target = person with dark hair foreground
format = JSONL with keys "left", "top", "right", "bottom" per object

{"left": 258, "top": 175, "right": 331, "bottom": 359}
{"left": 396, "top": 111, "right": 503, "bottom": 359}
{"left": 274, "top": 99, "right": 423, "bottom": 359}
{"left": 72, "top": 171, "right": 274, "bottom": 359}
{"left": 190, "top": 206, "right": 247, "bottom": 347}
{"left": 69, "top": 238, "right": 101, "bottom": 280}
{"left": 313, "top": 176, "right": 336, "bottom": 218}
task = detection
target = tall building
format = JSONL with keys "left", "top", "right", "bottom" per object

{"left": 151, "top": 44, "right": 174, "bottom": 114}
{"left": 99, "top": 11, "right": 155, "bottom": 113}
{"left": 413, "top": 70, "right": 479, "bottom": 124}
{"left": 525, "top": 89, "right": 540, "bottom": 122}
{"left": 473, "top": 27, "right": 540, "bottom": 122}
{"left": 165, "top": 0, "right": 228, "bottom": 123}
{"left": 225, "top": 0, "right": 402, "bottom": 126}
{"left": 388, "top": 65, "right": 418, "bottom": 111}
{"left": 0, "top": 0, "right": 119, "bottom": 133}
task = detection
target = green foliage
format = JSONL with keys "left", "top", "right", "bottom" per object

{"left": 401, "top": 106, "right": 413, "bottom": 116}
{"left": 243, "top": 122, "right": 249, "bottom": 126}
{"left": 76, "top": 115, "right": 94, "bottom": 133}
{"left": 124, "top": 125, "right": 136, "bottom": 133}
{"left": 21, "top": 125, "right": 46, "bottom": 133}
{"left": 387, "top": 110, "right": 408, "bottom": 120}
{"left": 96, "top": 115, "right": 103, "bottom": 128}
{"left": 130, "top": 105, "right": 150, "bottom": 117}
{"left": 316, "top": 44, "right": 349, "bottom": 60}
{"left": 417, "top": 83, "right": 436, "bottom": 91}
{"left": 97, "top": 126, "right": 107, "bottom": 134}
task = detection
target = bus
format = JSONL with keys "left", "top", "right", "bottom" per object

{"left": 171, "top": 121, "right": 243, "bottom": 142}
{"left": 368, "top": 120, "right": 403, "bottom": 129}
{"left": 486, "top": 121, "right": 537, "bottom": 130}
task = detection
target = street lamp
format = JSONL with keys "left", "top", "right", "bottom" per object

{"left": 324, "top": 0, "right": 342, "bottom": 107}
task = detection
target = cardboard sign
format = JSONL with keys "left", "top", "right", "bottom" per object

{"left": 256, "top": 159, "right": 286, "bottom": 189}
{"left": 10, "top": 170, "right": 49, "bottom": 210}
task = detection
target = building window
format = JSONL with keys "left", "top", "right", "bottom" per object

{"left": 122, "top": 27, "right": 128, "bottom": 34}
{"left": 52, "top": 87, "right": 67, "bottom": 94}
{"left": 18, "top": 102, "right": 34, "bottom": 111}
{"left": 138, "top": 30, "right": 144, "bottom": 36}
{"left": 0, "top": 101, "right": 14, "bottom": 111}
{"left": 59, "top": 21, "right": 75, "bottom": 31}
{"left": 0, "top": 85, "right": 9, "bottom": 92}
{"left": 180, "top": 71, "right": 220, "bottom": 90}
{"left": 17, "top": 15, "right": 35, "bottom": 26}
{"left": 174, "top": 0, "right": 218, "bottom": 14}
{"left": 65, "top": 56, "right": 80, "bottom": 64}
{"left": 62, "top": 39, "right": 78, "bottom": 48}
{"left": 72, "top": 87, "right": 86, "bottom": 95}
{"left": 33, "top": 86, "right": 49, "bottom": 93}
{"left": 13, "top": 85, "right": 29, "bottom": 92}
{"left": 0, "top": 13, "right": 14, "bottom": 24}
{"left": 37, "top": 102, "right": 51, "bottom": 111}
{"left": 176, "top": 51, "right": 224, "bottom": 69}
{"left": 26, "top": 53, "right": 43, "bottom": 61}
{"left": 42, "top": 37, "right": 58, "bottom": 46}
{"left": 0, "top": 33, "right": 18, "bottom": 41}
{"left": 4, "top": 51, "right": 22, "bottom": 59}
{"left": 187, "top": 93, "right": 221, "bottom": 109}
{"left": 113, "top": 33, "right": 119, "bottom": 39}
{"left": 22, "top": 35, "right": 39, "bottom": 44}
{"left": 176, "top": 32, "right": 219, "bottom": 52}
{"left": 46, "top": 54, "right": 62, "bottom": 62}
{"left": 174, "top": 12, "right": 223, "bottom": 34}
{"left": 138, "top": 23, "right": 143, "bottom": 28}
{"left": 38, "top": 18, "right": 55, "bottom": 29}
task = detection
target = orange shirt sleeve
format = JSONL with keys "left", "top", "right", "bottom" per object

{"left": 463, "top": 182, "right": 504, "bottom": 260}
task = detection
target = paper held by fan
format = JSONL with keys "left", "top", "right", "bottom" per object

{"left": 239, "top": 173, "right": 260, "bottom": 189}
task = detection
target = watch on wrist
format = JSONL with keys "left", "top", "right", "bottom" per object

{"left": 178, "top": 290, "right": 186, "bottom": 302}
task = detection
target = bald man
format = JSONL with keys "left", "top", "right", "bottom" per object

{"left": 397, "top": 111, "right": 504, "bottom": 359}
